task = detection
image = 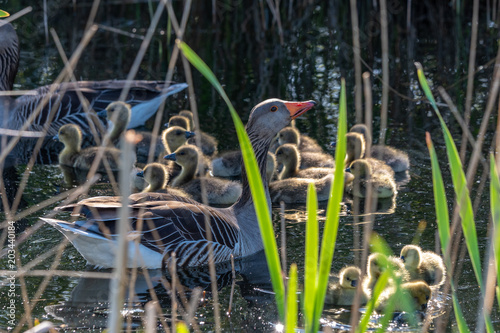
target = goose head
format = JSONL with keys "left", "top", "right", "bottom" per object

{"left": 345, "top": 132, "right": 366, "bottom": 166}
{"left": 278, "top": 126, "right": 300, "bottom": 146}
{"left": 179, "top": 110, "right": 194, "bottom": 129}
{"left": 350, "top": 124, "right": 372, "bottom": 146}
{"left": 400, "top": 245, "right": 422, "bottom": 270}
{"left": 246, "top": 99, "right": 315, "bottom": 143}
{"left": 161, "top": 126, "right": 195, "bottom": 154}
{"left": 404, "top": 281, "right": 432, "bottom": 311}
{"left": 347, "top": 159, "right": 371, "bottom": 180}
{"left": 339, "top": 266, "right": 362, "bottom": 288}
{"left": 137, "top": 162, "right": 169, "bottom": 192}
{"left": 167, "top": 115, "right": 191, "bottom": 130}
{"left": 55, "top": 124, "right": 82, "bottom": 152}
{"left": 0, "top": 22, "right": 19, "bottom": 92}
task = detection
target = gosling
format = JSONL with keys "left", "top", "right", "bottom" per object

{"left": 346, "top": 159, "right": 396, "bottom": 198}
{"left": 275, "top": 144, "right": 333, "bottom": 180}
{"left": 325, "top": 266, "right": 368, "bottom": 306}
{"left": 376, "top": 281, "right": 432, "bottom": 313}
{"left": 400, "top": 244, "right": 446, "bottom": 287}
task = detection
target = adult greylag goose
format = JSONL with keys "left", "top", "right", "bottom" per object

{"left": 104, "top": 101, "right": 168, "bottom": 164}
{"left": 165, "top": 145, "right": 242, "bottom": 205}
{"left": 41, "top": 98, "right": 316, "bottom": 268}
{"left": 268, "top": 172, "right": 353, "bottom": 204}
{"left": 400, "top": 245, "right": 446, "bottom": 287}
{"left": 325, "top": 266, "right": 369, "bottom": 306}
{"left": 275, "top": 143, "right": 333, "bottom": 180}
{"left": 168, "top": 110, "right": 218, "bottom": 156}
{"left": 54, "top": 124, "right": 127, "bottom": 173}
{"left": 376, "top": 281, "right": 432, "bottom": 312}
{"left": 0, "top": 22, "right": 187, "bottom": 138}
{"left": 211, "top": 150, "right": 276, "bottom": 181}
{"left": 349, "top": 124, "right": 410, "bottom": 172}
{"left": 363, "top": 252, "right": 410, "bottom": 297}
{"left": 346, "top": 159, "right": 396, "bottom": 198}
{"left": 277, "top": 126, "right": 324, "bottom": 153}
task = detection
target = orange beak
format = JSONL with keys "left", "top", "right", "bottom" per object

{"left": 283, "top": 100, "right": 316, "bottom": 119}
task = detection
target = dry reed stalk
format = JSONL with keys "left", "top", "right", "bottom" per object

{"left": 169, "top": 254, "right": 178, "bottom": 330}
{"left": 379, "top": 0, "right": 389, "bottom": 144}
{"left": 362, "top": 72, "right": 372, "bottom": 157}
{"left": 350, "top": 0, "right": 363, "bottom": 124}
{"left": 107, "top": 131, "right": 135, "bottom": 332}
{"left": 227, "top": 255, "right": 236, "bottom": 315}
{"left": 144, "top": 301, "right": 157, "bottom": 333}
{"left": 459, "top": 0, "right": 480, "bottom": 162}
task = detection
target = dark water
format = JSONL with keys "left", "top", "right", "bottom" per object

{"left": 1, "top": 1, "right": 499, "bottom": 331}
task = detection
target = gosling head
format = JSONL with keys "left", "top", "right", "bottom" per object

{"left": 55, "top": 124, "right": 82, "bottom": 152}
{"left": 400, "top": 245, "right": 422, "bottom": 270}
{"left": 345, "top": 132, "right": 366, "bottom": 165}
{"left": 278, "top": 127, "right": 300, "bottom": 146}
{"left": 179, "top": 110, "right": 194, "bottom": 129}
{"left": 347, "top": 159, "right": 372, "bottom": 180}
{"left": 405, "top": 281, "right": 432, "bottom": 311}
{"left": 367, "top": 253, "right": 390, "bottom": 278}
{"left": 339, "top": 266, "right": 362, "bottom": 289}
{"left": 137, "top": 163, "right": 169, "bottom": 192}
{"left": 161, "top": 126, "right": 195, "bottom": 154}
{"left": 168, "top": 115, "right": 191, "bottom": 131}
{"left": 275, "top": 143, "right": 301, "bottom": 167}
{"left": 164, "top": 145, "right": 199, "bottom": 168}
{"left": 350, "top": 124, "right": 372, "bottom": 146}
{"left": 105, "top": 101, "right": 131, "bottom": 127}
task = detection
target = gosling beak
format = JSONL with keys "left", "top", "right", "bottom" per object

{"left": 421, "top": 303, "right": 428, "bottom": 311}
{"left": 401, "top": 256, "right": 405, "bottom": 263}
{"left": 351, "top": 280, "right": 357, "bottom": 287}
{"left": 136, "top": 170, "right": 144, "bottom": 177}
{"left": 164, "top": 153, "right": 176, "bottom": 161}
{"left": 283, "top": 100, "right": 316, "bottom": 120}
{"left": 53, "top": 134, "right": 59, "bottom": 142}
{"left": 330, "top": 141, "right": 336, "bottom": 147}
{"left": 345, "top": 167, "right": 351, "bottom": 173}
{"left": 185, "top": 131, "right": 195, "bottom": 139}
{"left": 164, "top": 122, "right": 170, "bottom": 128}
{"left": 97, "top": 109, "right": 107, "bottom": 118}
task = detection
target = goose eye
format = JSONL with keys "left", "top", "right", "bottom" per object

{"left": 270, "top": 105, "right": 278, "bottom": 112}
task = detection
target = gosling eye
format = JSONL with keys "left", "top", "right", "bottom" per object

{"left": 346, "top": 277, "right": 350, "bottom": 281}
{"left": 426, "top": 296, "right": 430, "bottom": 301}
{"left": 270, "top": 105, "right": 278, "bottom": 112}
{"left": 176, "top": 130, "right": 182, "bottom": 135}
{"left": 179, "top": 152, "right": 185, "bottom": 156}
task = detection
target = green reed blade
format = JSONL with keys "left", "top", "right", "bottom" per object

{"left": 417, "top": 63, "right": 486, "bottom": 331}
{"left": 309, "top": 78, "right": 347, "bottom": 332}
{"left": 286, "top": 263, "right": 298, "bottom": 333}
{"left": 426, "top": 133, "right": 450, "bottom": 254}
{"left": 427, "top": 132, "right": 471, "bottom": 332}
{"left": 490, "top": 156, "right": 500, "bottom": 309}
{"left": 178, "top": 41, "right": 285, "bottom": 320}
{"left": 0, "top": 10, "right": 9, "bottom": 17}
{"left": 357, "top": 271, "right": 390, "bottom": 333}
{"left": 303, "top": 182, "right": 318, "bottom": 329}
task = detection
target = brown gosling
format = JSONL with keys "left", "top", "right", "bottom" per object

{"left": 400, "top": 244, "right": 446, "bottom": 287}
{"left": 164, "top": 145, "right": 242, "bottom": 205}
{"left": 376, "top": 281, "right": 432, "bottom": 312}
{"left": 211, "top": 150, "right": 277, "bottom": 182}
{"left": 55, "top": 124, "right": 123, "bottom": 172}
{"left": 269, "top": 172, "right": 354, "bottom": 204}
{"left": 161, "top": 125, "right": 195, "bottom": 154}
{"left": 275, "top": 143, "right": 333, "bottom": 180}
{"left": 364, "top": 252, "right": 410, "bottom": 297}
{"left": 325, "top": 266, "right": 369, "bottom": 306}
{"left": 137, "top": 163, "right": 192, "bottom": 199}
{"left": 350, "top": 124, "right": 410, "bottom": 172}
{"left": 277, "top": 126, "right": 324, "bottom": 153}
{"left": 347, "top": 159, "right": 396, "bottom": 198}
{"left": 171, "top": 110, "right": 218, "bottom": 156}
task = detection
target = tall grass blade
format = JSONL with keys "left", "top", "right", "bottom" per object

{"left": 357, "top": 271, "right": 390, "bottom": 333}
{"left": 425, "top": 118, "right": 471, "bottom": 332}
{"left": 490, "top": 156, "right": 500, "bottom": 308}
{"left": 177, "top": 40, "right": 286, "bottom": 320}
{"left": 309, "top": 78, "right": 347, "bottom": 332}
{"left": 303, "top": 183, "right": 318, "bottom": 329}
{"left": 286, "top": 264, "right": 298, "bottom": 333}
